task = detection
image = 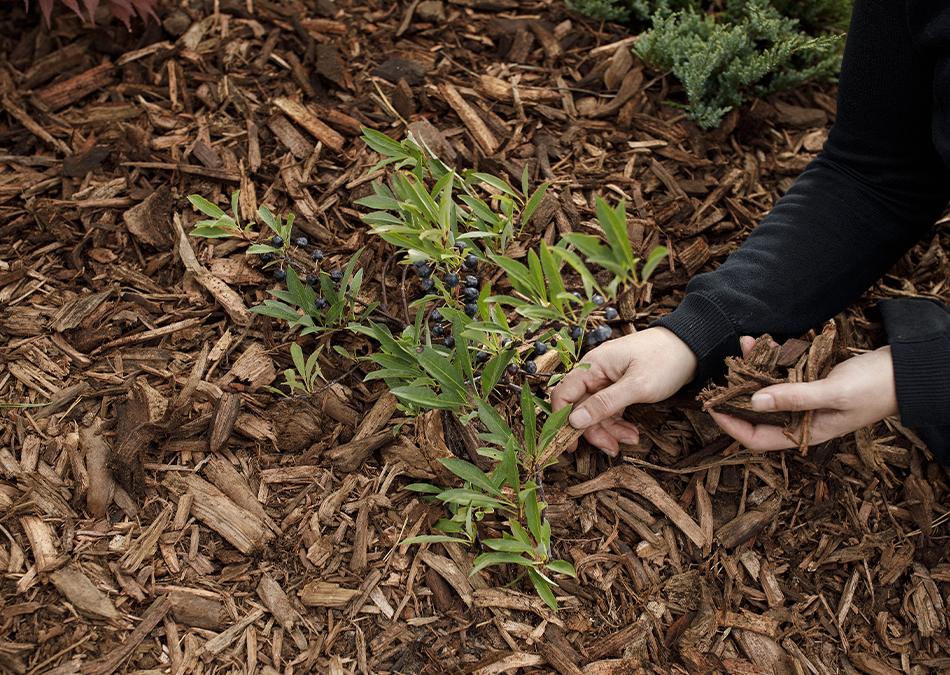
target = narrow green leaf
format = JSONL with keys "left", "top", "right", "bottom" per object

{"left": 546, "top": 560, "right": 577, "bottom": 577}
{"left": 508, "top": 520, "right": 532, "bottom": 547}
{"left": 416, "top": 347, "right": 468, "bottom": 402}
{"left": 190, "top": 226, "right": 237, "bottom": 239}
{"left": 468, "top": 172, "right": 518, "bottom": 198}
{"left": 437, "top": 489, "right": 509, "bottom": 510}
{"left": 641, "top": 245, "right": 669, "bottom": 283}
{"left": 439, "top": 458, "right": 504, "bottom": 498}
{"left": 290, "top": 342, "right": 306, "bottom": 380}
{"left": 361, "top": 127, "right": 410, "bottom": 158}
{"left": 188, "top": 194, "right": 226, "bottom": 218}
{"left": 539, "top": 241, "right": 565, "bottom": 312}
{"left": 526, "top": 250, "right": 547, "bottom": 304}
{"left": 402, "top": 535, "right": 470, "bottom": 545}
{"left": 476, "top": 399, "right": 515, "bottom": 447}
{"left": 522, "top": 481, "right": 542, "bottom": 543}
{"left": 522, "top": 181, "right": 550, "bottom": 226}
{"left": 471, "top": 552, "right": 532, "bottom": 576}
{"left": 481, "top": 538, "right": 536, "bottom": 555}
{"left": 404, "top": 483, "right": 444, "bottom": 494}
{"left": 488, "top": 253, "right": 543, "bottom": 302}
{"left": 480, "top": 348, "right": 515, "bottom": 399}
{"left": 528, "top": 568, "right": 558, "bottom": 611}
{"left": 390, "top": 386, "right": 464, "bottom": 410}
{"left": 539, "top": 403, "right": 572, "bottom": 455}
{"left": 521, "top": 386, "right": 537, "bottom": 458}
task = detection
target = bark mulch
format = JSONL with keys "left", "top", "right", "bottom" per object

{"left": 0, "top": 1, "right": 948, "bottom": 674}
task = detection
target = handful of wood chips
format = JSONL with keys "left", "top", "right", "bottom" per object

{"left": 698, "top": 322, "right": 843, "bottom": 450}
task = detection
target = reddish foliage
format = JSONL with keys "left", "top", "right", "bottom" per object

{"left": 23, "top": 0, "right": 159, "bottom": 28}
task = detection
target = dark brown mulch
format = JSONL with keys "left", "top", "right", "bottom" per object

{"left": 0, "top": 1, "right": 948, "bottom": 674}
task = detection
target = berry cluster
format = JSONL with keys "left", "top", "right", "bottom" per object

{"left": 257, "top": 234, "right": 341, "bottom": 311}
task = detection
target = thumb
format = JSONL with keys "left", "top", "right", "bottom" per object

{"left": 751, "top": 380, "right": 836, "bottom": 413}
{"left": 569, "top": 378, "right": 638, "bottom": 429}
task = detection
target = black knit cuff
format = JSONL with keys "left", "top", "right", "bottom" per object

{"left": 651, "top": 292, "right": 741, "bottom": 384}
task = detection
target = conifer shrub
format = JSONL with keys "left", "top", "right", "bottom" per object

{"left": 569, "top": 0, "right": 850, "bottom": 129}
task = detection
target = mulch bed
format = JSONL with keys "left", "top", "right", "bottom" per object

{"left": 0, "top": 1, "right": 948, "bottom": 674}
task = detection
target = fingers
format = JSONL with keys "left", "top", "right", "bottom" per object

{"left": 740, "top": 335, "right": 756, "bottom": 359}
{"left": 708, "top": 410, "right": 796, "bottom": 451}
{"left": 567, "top": 377, "right": 639, "bottom": 430}
{"left": 750, "top": 380, "right": 837, "bottom": 413}
{"left": 582, "top": 417, "right": 641, "bottom": 458}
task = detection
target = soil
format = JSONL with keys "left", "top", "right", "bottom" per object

{"left": 0, "top": 1, "right": 948, "bottom": 675}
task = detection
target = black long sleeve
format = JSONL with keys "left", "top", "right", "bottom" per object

{"left": 653, "top": 0, "right": 950, "bottom": 461}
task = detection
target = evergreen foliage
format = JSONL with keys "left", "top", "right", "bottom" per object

{"left": 569, "top": 0, "right": 849, "bottom": 129}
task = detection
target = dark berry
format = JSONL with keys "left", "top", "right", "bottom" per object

{"left": 464, "top": 303, "right": 478, "bottom": 317}
{"left": 271, "top": 235, "right": 284, "bottom": 247}
{"left": 417, "top": 264, "right": 433, "bottom": 279}
{"left": 273, "top": 269, "right": 287, "bottom": 282}
{"left": 505, "top": 363, "right": 519, "bottom": 376}
{"left": 294, "top": 237, "right": 308, "bottom": 247}
{"left": 444, "top": 273, "right": 460, "bottom": 288}
{"left": 311, "top": 249, "right": 324, "bottom": 261}
{"left": 569, "top": 326, "right": 583, "bottom": 339}
{"left": 501, "top": 338, "right": 513, "bottom": 349}
{"left": 604, "top": 307, "right": 619, "bottom": 320}
{"left": 465, "top": 275, "right": 479, "bottom": 288}
{"left": 596, "top": 325, "right": 612, "bottom": 341}
{"left": 592, "top": 294, "right": 605, "bottom": 306}
{"left": 421, "top": 278, "right": 435, "bottom": 292}
{"left": 306, "top": 273, "right": 319, "bottom": 286}
{"left": 329, "top": 269, "right": 343, "bottom": 283}
{"left": 475, "top": 350, "right": 489, "bottom": 363}
{"left": 523, "top": 361, "right": 538, "bottom": 375}
{"left": 462, "top": 287, "right": 479, "bottom": 302}
{"left": 454, "top": 241, "right": 468, "bottom": 251}
{"left": 314, "top": 297, "right": 328, "bottom": 310}
{"left": 259, "top": 252, "right": 273, "bottom": 263}
{"left": 444, "top": 336, "right": 455, "bottom": 349}
{"left": 431, "top": 309, "right": 444, "bottom": 323}
{"left": 533, "top": 341, "right": 548, "bottom": 356}
{"left": 432, "top": 323, "right": 444, "bottom": 337}
{"left": 463, "top": 254, "right": 479, "bottom": 270}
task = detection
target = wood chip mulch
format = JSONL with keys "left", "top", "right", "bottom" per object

{"left": 0, "top": 1, "right": 948, "bottom": 674}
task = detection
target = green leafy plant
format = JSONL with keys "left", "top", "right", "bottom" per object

{"left": 634, "top": 0, "right": 842, "bottom": 128}
{"left": 568, "top": 0, "right": 848, "bottom": 128}
{"left": 24, "top": 0, "right": 159, "bottom": 28}
{"left": 187, "top": 128, "right": 668, "bottom": 609}
{"left": 404, "top": 390, "right": 576, "bottom": 610}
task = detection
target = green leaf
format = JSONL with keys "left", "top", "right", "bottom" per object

{"left": 488, "top": 253, "right": 543, "bottom": 302}
{"left": 437, "top": 489, "right": 509, "bottom": 510}
{"left": 404, "top": 483, "right": 443, "bottom": 494}
{"left": 546, "top": 560, "right": 577, "bottom": 578}
{"left": 521, "top": 386, "right": 537, "bottom": 458}
{"left": 522, "top": 181, "right": 550, "bottom": 226}
{"left": 256, "top": 204, "right": 278, "bottom": 232}
{"left": 527, "top": 250, "right": 546, "bottom": 305}
{"left": 522, "top": 481, "right": 542, "bottom": 543}
{"left": 475, "top": 399, "right": 514, "bottom": 448}
{"left": 190, "top": 226, "right": 238, "bottom": 239}
{"left": 508, "top": 520, "right": 532, "bottom": 547}
{"left": 480, "top": 348, "right": 515, "bottom": 399}
{"left": 467, "top": 172, "right": 519, "bottom": 199}
{"left": 471, "top": 552, "right": 532, "bottom": 576}
{"left": 188, "top": 194, "right": 226, "bottom": 218}
{"left": 290, "top": 342, "right": 306, "bottom": 381}
{"left": 390, "top": 386, "right": 465, "bottom": 410}
{"left": 595, "top": 195, "right": 635, "bottom": 272}
{"left": 539, "top": 403, "right": 572, "bottom": 456}
{"left": 402, "top": 534, "right": 470, "bottom": 545}
{"left": 251, "top": 300, "right": 303, "bottom": 323}
{"left": 354, "top": 194, "right": 401, "bottom": 210}
{"left": 539, "top": 241, "right": 565, "bottom": 312}
{"left": 438, "top": 458, "right": 504, "bottom": 499}
{"left": 481, "top": 538, "right": 536, "bottom": 555}
{"left": 246, "top": 244, "right": 280, "bottom": 255}
{"left": 641, "top": 245, "right": 668, "bottom": 283}
{"left": 361, "top": 127, "right": 411, "bottom": 158}
{"left": 415, "top": 347, "right": 468, "bottom": 403}
{"left": 527, "top": 568, "right": 558, "bottom": 611}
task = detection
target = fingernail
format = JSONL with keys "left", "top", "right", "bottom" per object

{"left": 597, "top": 447, "right": 617, "bottom": 457}
{"left": 620, "top": 437, "right": 638, "bottom": 446}
{"left": 570, "top": 408, "right": 592, "bottom": 429}
{"left": 751, "top": 393, "right": 774, "bottom": 411}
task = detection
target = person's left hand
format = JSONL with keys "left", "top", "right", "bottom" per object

{"left": 709, "top": 337, "right": 899, "bottom": 450}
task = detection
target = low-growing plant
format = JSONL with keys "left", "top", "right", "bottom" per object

{"left": 634, "top": 0, "right": 842, "bottom": 128}
{"left": 568, "top": 0, "right": 848, "bottom": 129}
{"left": 187, "top": 128, "right": 668, "bottom": 610}
{"left": 24, "top": 0, "right": 159, "bottom": 28}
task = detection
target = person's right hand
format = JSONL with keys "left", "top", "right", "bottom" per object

{"left": 550, "top": 326, "right": 699, "bottom": 456}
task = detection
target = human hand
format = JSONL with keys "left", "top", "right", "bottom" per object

{"left": 709, "top": 338, "right": 898, "bottom": 450}
{"left": 550, "top": 327, "right": 699, "bottom": 456}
